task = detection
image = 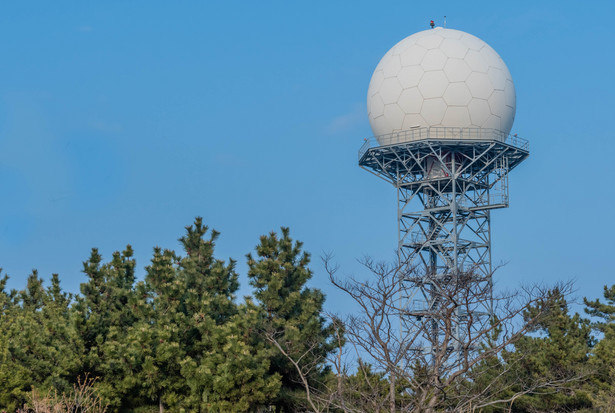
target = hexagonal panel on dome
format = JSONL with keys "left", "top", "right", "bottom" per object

{"left": 398, "top": 65, "right": 425, "bottom": 89}
{"left": 504, "top": 79, "right": 516, "bottom": 108}
{"left": 402, "top": 113, "right": 428, "bottom": 129}
{"left": 483, "top": 114, "right": 502, "bottom": 131}
{"left": 468, "top": 98, "right": 491, "bottom": 127}
{"left": 400, "top": 45, "right": 428, "bottom": 66}
{"left": 443, "top": 29, "right": 464, "bottom": 40}
{"left": 368, "top": 93, "right": 385, "bottom": 118}
{"left": 370, "top": 114, "right": 391, "bottom": 136}
{"left": 460, "top": 33, "right": 486, "bottom": 51}
{"left": 420, "top": 49, "right": 447, "bottom": 71}
{"left": 383, "top": 103, "right": 405, "bottom": 130}
{"left": 466, "top": 72, "right": 493, "bottom": 100}
{"left": 440, "top": 38, "right": 468, "bottom": 59}
{"left": 443, "top": 83, "right": 472, "bottom": 106}
{"left": 464, "top": 49, "right": 489, "bottom": 73}
{"left": 488, "top": 67, "right": 506, "bottom": 91}
{"left": 443, "top": 58, "right": 471, "bottom": 82}
{"left": 409, "top": 29, "right": 431, "bottom": 39}
{"left": 488, "top": 90, "right": 506, "bottom": 117}
{"left": 379, "top": 77, "right": 403, "bottom": 104}
{"left": 442, "top": 106, "right": 471, "bottom": 126}
{"left": 368, "top": 69, "right": 385, "bottom": 96}
{"left": 382, "top": 55, "right": 402, "bottom": 78}
{"left": 421, "top": 98, "right": 447, "bottom": 125}
{"left": 399, "top": 88, "right": 423, "bottom": 113}
{"left": 501, "top": 105, "right": 515, "bottom": 134}
{"left": 480, "top": 45, "right": 503, "bottom": 68}
{"left": 418, "top": 71, "right": 448, "bottom": 99}
{"left": 416, "top": 33, "right": 444, "bottom": 49}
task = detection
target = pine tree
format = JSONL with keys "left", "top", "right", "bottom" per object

{"left": 504, "top": 288, "right": 593, "bottom": 411}
{"left": 585, "top": 284, "right": 615, "bottom": 410}
{"left": 0, "top": 271, "right": 83, "bottom": 411}
{"left": 73, "top": 246, "right": 139, "bottom": 409}
{"left": 180, "top": 298, "right": 281, "bottom": 411}
{"left": 138, "top": 218, "right": 242, "bottom": 410}
{"left": 178, "top": 218, "right": 281, "bottom": 411}
{"left": 131, "top": 246, "right": 188, "bottom": 411}
{"left": 247, "top": 228, "right": 337, "bottom": 411}
{"left": 131, "top": 217, "right": 280, "bottom": 411}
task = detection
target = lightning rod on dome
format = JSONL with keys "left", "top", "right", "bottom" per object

{"left": 444, "top": 15, "right": 447, "bottom": 27}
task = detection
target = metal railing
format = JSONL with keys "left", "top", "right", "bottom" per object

{"left": 359, "top": 127, "right": 530, "bottom": 160}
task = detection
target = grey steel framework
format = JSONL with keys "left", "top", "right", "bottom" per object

{"left": 358, "top": 127, "right": 529, "bottom": 355}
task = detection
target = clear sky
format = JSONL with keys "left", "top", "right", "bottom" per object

{"left": 0, "top": 1, "right": 613, "bottom": 312}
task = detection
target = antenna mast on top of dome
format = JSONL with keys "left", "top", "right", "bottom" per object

{"left": 444, "top": 15, "right": 447, "bottom": 27}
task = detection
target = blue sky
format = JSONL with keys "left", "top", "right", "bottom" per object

{"left": 0, "top": 1, "right": 613, "bottom": 312}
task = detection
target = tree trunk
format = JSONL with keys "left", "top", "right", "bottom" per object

{"left": 389, "top": 371, "right": 396, "bottom": 413}
{"left": 159, "top": 394, "right": 164, "bottom": 413}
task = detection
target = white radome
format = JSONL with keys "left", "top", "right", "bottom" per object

{"left": 367, "top": 27, "right": 516, "bottom": 141}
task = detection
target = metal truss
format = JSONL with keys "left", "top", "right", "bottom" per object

{"left": 359, "top": 128, "right": 529, "bottom": 357}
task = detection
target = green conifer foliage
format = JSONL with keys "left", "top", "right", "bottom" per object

{"left": 74, "top": 246, "right": 138, "bottom": 409}
{"left": 247, "top": 228, "right": 337, "bottom": 410}
{"left": 76, "top": 246, "right": 137, "bottom": 353}
{"left": 178, "top": 218, "right": 239, "bottom": 324}
{"left": 585, "top": 284, "right": 615, "bottom": 410}
{"left": 506, "top": 288, "right": 593, "bottom": 411}
{"left": 180, "top": 299, "right": 281, "bottom": 411}
{"left": 127, "top": 218, "right": 280, "bottom": 411}
{"left": 178, "top": 219, "right": 281, "bottom": 411}
{"left": 0, "top": 271, "right": 83, "bottom": 411}
{"left": 132, "top": 246, "right": 188, "bottom": 410}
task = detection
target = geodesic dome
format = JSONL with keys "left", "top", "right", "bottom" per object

{"left": 367, "top": 27, "right": 516, "bottom": 141}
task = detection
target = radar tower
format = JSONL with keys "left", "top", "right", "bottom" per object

{"left": 360, "top": 27, "right": 529, "bottom": 357}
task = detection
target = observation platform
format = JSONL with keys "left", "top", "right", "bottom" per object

{"left": 358, "top": 127, "right": 529, "bottom": 186}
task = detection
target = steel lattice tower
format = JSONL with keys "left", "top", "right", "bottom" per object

{"left": 359, "top": 127, "right": 529, "bottom": 355}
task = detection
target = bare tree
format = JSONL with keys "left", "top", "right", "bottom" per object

{"left": 326, "top": 256, "right": 584, "bottom": 413}
{"left": 263, "top": 256, "right": 587, "bottom": 412}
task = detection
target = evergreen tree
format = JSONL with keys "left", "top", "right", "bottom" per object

{"left": 129, "top": 218, "right": 280, "bottom": 411}
{"left": 75, "top": 246, "right": 137, "bottom": 352}
{"left": 73, "top": 246, "right": 139, "bottom": 409}
{"left": 0, "top": 272, "right": 83, "bottom": 411}
{"left": 504, "top": 288, "right": 593, "bottom": 411}
{"left": 131, "top": 246, "right": 188, "bottom": 411}
{"left": 247, "top": 228, "right": 337, "bottom": 411}
{"left": 174, "top": 219, "right": 279, "bottom": 410}
{"left": 180, "top": 298, "right": 281, "bottom": 411}
{"left": 0, "top": 220, "right": 336, "bottom": 412}
{"left": 178, "top": 219, "right": 238, "bottom": 324}
{"left": 585, "top": 284, "right": 615, "bottom": 410}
